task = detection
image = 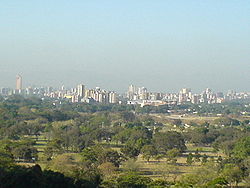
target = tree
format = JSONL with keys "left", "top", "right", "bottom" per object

{"left": 201, "top": 154, "right": 208, "bottom": 165}
{"left": 49, "top": 154, "right": 76, "bottom": 176}
{"left": 206, "top": 177, "right": 228, "bottom": 187}
{"left": 0, "top": 162, "right": 96, "bottom": 188}
{"left": 166, "top": 148, "right": 180, "bottom": 164}
{"left": 214, "top": 117, "right": 240, "bottom": 126}
{"left": 0, "top": 148, "right": 14, "bottom": 168}
{"left": 116, "top": 173, "right": 152, "bottom": 188}
{"left": 217, "top": 156, "right": 223, "bottom": 164}
{"left": 81, "top": 147, "right": 98, "bottom": 164}
{"left": 148, "top": 179, "right": 173, "bottom": 187}
{"left": 233, "top": 136, "right": 250, "bottom": 159}
{"left": 81, "top": 146, "right": 124, "bottom": 167}
{"left": 121, "top": 143, "right": 140, "bottom": 159}
{"left": 180, "top": 162, "right": 219, "bottom": 187}
{"left": 153, "top": 131, "right": 186, "bottom": 154}
{"left": 98, "top": 162, "right": 117, "bottom": 179}
{"left": 120, "top": 111, "right": 135, "bottom": 122}
{"left": 66, "top": 125, "right": 84, "bottom": 152}
{"left": 141, "top": 145, "right": 157, "bottom": 162}
{"left": 186, "top": 153, "right": 193, "bottom": 165}
{"left": 153, "top": 154, "right": 165, "bottom": 162}
{"left": 44, "top": 139, "right": 63, "bottom": 161}
{"left": 122, "top": 159, "right": 141, "bottom": 173}
{"left": 100, "top": 149, "right": 124, "bottom": 167}
{"left": 222, "top": 164, "right": 245, "bottom": 186}
{"left": 194, "top": 149, "right": 201, "bottom": 162}
{"left": 172, "top": 119, "right": 182, "bottom": 126}
{"left": 10, "top": 139, "right": 38, "bottom": 162}
{"left": 12, "top": 145, "right": 38, "bottom": 162}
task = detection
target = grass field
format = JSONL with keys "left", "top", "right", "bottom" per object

{"left": 122, "top": 144, "right": 225, "bottom": 181}
{"left": 151, "top": 114, "right": 219, "bottom": 125}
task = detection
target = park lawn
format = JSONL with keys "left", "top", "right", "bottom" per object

{"left": 150, "top": 114, "right": 219, "bottom": 125}
{"left": 136, "top": 155, "right": 199, "bottom": 181}
{"left": 135, "top": 144, "right": 225, "bottom": 181}
{"left": 37, "top": 152, "right": 82, "bottom": 171}
{"left": 26, "top": 134, "right": 48, "bottom": 152}
{"left": 35, "top": 139, "right": 47, "bottom": 152}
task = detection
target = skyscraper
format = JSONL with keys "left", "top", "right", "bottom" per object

{"left": 109, "top": 91, "right": 117, "bottom": 103}
{"left": 77, "top": 84, "right": 85, "bottom": 98}
{"left": 16, "top": 75, "right": 22, "bottom": 90}
{"left": 127, "top": 85, "right": 137, "bottom": 100}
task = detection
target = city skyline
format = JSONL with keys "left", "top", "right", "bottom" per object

{"left": 1, "top": 76, "right": 249, "bottom": 107}
{"left": 2, "top": 74, "right": 250, "bottom": 94}
{"left": 1, "top": 1, "right": 250, "bottom": 92}
{"left": 1, "top": 74, "right": 250, "bottom": 94}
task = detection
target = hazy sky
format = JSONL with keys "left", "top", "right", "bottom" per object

{"left": 0, "top": 0, "right": 249, "bottom": 93}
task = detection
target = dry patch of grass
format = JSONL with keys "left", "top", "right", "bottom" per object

{"left": 151, "top": 114, "right": 219, "bottom": 125}
{"left": 134, "top": 144, "right": 225, "bottom": 181}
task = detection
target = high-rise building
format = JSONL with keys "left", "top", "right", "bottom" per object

{"left": 138, "top": 87, "right": 148, "bottom": 100}
{"left": 16, "top": 75, "right": 22, "bottom": 90}
{"left": 191, "top": 95, "right": 199, "bottom": 104}
{"left": 77, "top": 84, "right": 85, "bottom": 98}
{"left": 180, "top": 88, "right": 191, "bottom": 95}
{"left": 127, "top": 85, "right": 137, "bottom": 100}
{"left": 109, "top": 91, "right": 117, "bottom": 103}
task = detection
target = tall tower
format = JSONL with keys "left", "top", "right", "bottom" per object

{"left": 77, "top": 84, "right": 85, "bottom": 98}
{"left": 16, "top": 75, "right": 22, "bottom": 90}
{"left": 127, "top": 85, "right": 137, "bottom": 100}
{"left": 109, "top": 91, "right": 117, "bottom": 103}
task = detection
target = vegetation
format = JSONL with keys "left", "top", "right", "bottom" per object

{"left": 0, "top": 95, "right": 250, "bottom": 187}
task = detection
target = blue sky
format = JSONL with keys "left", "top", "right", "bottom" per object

{"left": 0, "top": 0, "right": 249, "bottom": 92}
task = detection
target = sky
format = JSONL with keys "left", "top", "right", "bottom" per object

{"left": 0, "top": 0, "right": 249, "bottom": 93}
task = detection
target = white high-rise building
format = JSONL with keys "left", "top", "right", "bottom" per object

{"left": 138, "top": 87, "right": 148, "bottom": 100}
{"left": 127, "top": 85, "right": 137, "bottom": 100}
{"left": 16, "top": 75, "right": 22, "bottom": 90}
{"left": 180, "top": 88, "right": 191, "bottom": 95}
{"left": 109, "top": 91, "right": 117, "bottom": 103}
{"left": 77, "top": 84, "right": 85, "bottom": 98}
